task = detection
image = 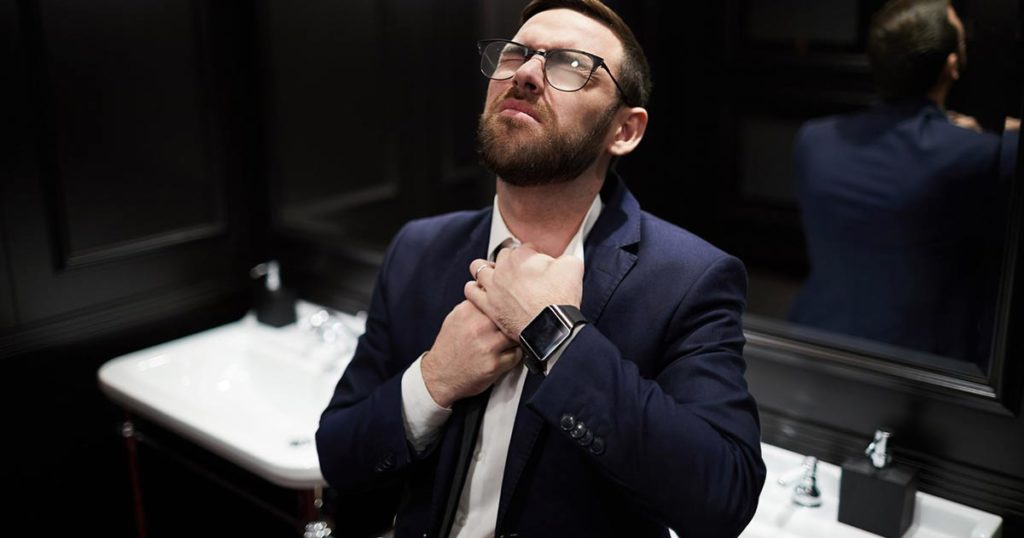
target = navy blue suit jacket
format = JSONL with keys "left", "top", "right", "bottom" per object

{"left": 790, "top": 99, "right": 1019, "bottom": 364}
{"left": 316, "top": 178, "right": 765, "bottom": 538}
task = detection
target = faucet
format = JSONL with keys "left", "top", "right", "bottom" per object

{"left": 309, "top": 309, "right": 342, "bottom": 344}
{"left": 301, "top": 308, "right": 365, "bottom": 373}
{"left": 308, "top": 308, "right": 364, "bottom": 344}
{"left": 865, "top": 428, "right": 893, "bottom": 469}
{"left": 778, "top": 455, "right": 823, "bottom": 508}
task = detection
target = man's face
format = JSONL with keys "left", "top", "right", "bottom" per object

{"left": 477, "top": 9, "right": 626, "bottom": 186}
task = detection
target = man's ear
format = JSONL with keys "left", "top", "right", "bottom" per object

{"left": 945, "top": 52, "right": 960, "bottom": 81}
{"left": 608, "top": 107, "right": 649, "bottom": 157}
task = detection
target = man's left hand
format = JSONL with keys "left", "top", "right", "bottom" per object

{"left": 464, "top": 244, "right": 583, "bottom": 340}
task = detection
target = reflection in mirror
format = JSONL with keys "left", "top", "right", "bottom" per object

{"left": 738, "top": 0, "right": 1020, "bottom": 376}
{"left": 788, "top": 0, "right": 1019, "bottom": 369}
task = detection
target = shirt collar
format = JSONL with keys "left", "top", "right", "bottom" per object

{"left": 487, "top": 194, "right": 604, "bottom": 263}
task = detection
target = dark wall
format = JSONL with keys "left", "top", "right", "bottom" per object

{"left": 260, "top": 0, "right": 498, "bottom": 311}
{"left": 1, "top": 1, "right": 262, "bottom": 535}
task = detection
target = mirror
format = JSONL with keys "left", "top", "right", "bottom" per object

{"left": 721, "top": 0, "right": 1020, "bottom": 380}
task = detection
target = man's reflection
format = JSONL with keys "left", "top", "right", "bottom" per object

{"left": 789, "top": 0, "right": 1019, "bottom": 366}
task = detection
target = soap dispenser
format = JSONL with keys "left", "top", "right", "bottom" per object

{"left": 251, "top": 260, "right": 297, "bottom": 327}
{"left": 838, "top": 428, "right": 918, "bottom": 538}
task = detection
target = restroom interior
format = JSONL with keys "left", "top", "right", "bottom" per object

{"left": 2, "top": 0, "right": 1023, "bottom": 536}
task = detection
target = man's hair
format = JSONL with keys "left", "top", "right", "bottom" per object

{"left": 521, "top": 0, "right": 652, "bottom": 108}
{"left": 867, "top": 0, "right": 960, "bottom": 101}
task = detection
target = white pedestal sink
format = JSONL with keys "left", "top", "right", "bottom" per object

{"left": 98, "top": 301, "right": 364, "bottom": 489}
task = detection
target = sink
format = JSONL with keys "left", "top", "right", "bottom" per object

{"left": 98, "top": 302, "right": 364, "bottom": 489}
{"left": 734, "top": 443, "right": 1003, "bottom": 538}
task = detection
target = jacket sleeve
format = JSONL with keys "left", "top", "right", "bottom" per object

{"left": 526, "top": 254, "right": 765, "bottom": 538}
{"left": 315, "top": 223, "right": 421, "bottom": 535}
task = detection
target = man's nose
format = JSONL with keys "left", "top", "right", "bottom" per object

{"left": 511, "top": 54, "right": 545, "bottom": 96}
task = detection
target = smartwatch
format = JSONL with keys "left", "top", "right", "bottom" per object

{"left": 519, "top": 305, "right": 588, "bottom": 376}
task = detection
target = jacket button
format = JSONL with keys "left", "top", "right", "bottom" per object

{"left": 560, "top": 414, "right": 576, "bottom": 431}
{"left": 375, "top": 451, "right": 395, "bottom": 471}
{"left": 570, "top": 421, "right": 587, "bottom": 439}
{"left": 578, "top": 429, "right": 594, "bottom": 447}
{"left": 589, "top": 437, "right": 605, "bottom": 455}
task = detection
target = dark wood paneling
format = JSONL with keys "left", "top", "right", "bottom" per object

{"left": 6, "top": 0, "right": 252, "bottom": 326}
{"left": 0, "top": 278, "right": 248, "bottom": 359}
{"left": 4, "top": 153, "right": 239, "bottom": 324}
{"left": 35, "top": 0, "right": 226, "bottom": 268}
{"left": 1, "top": 0, "right": 24, "bottom": 331}
{"left": 258, "top": 0, "right": 401, "bottom": 234}
{"left": 0, "top": 221, "right": 15, "bottom": 330}
{"left": 259, "top": 0, "right": 495, "bottom": 265}
{"left": 0, "top": 295, "right": 248, "bottom": 537}
{"left": 2, "top": 1, "right": 262, "bottom": 536}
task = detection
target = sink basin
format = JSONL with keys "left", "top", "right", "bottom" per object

{"left": 735, "top": 443, "right": 1003, "bottom": 538}
{"left": 98, "top": 302, "right": 364, "bottom": 489}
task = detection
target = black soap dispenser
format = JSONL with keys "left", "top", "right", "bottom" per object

{"left": 251, "top": 260, "right": 297, "bottom": 327}
{"left": 838, "top": 428, "right": 918, "bottom": 538}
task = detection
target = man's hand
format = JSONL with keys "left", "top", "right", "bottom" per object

{"left": 947, "top": 110, "right": 983, "bottom": 133}
{"left": 465, "top": 244, "right": 584, "bottom": 341}
{"left": 421, "top": 300, "right": 521, "bottom": 408}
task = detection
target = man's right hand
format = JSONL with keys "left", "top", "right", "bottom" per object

{"left": 421, "top": 300, "right": 521, "bottom": 408}
{"left": 947, "top": 110, "right": 983, "bottom": 133}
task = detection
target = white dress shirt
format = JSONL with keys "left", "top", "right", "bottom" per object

{"left": 393, "top": 194, "right": 603, "bottom": 537}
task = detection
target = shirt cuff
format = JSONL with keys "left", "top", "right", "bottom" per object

{"left": 400, "top": 354, "right": 453, "bottom": 453}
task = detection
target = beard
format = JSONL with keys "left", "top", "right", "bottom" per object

{"left": 477, "top": 88, "right": 620, "bottom": 187}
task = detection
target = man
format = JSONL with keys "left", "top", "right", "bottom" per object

{"left": 316, "top": 1, "right": 765, "bottom": 536}
{"left": 789, "top": 0, "right": 1019, "bottom": 365}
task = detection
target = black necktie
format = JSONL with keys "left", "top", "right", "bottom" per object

{"left": 438, "top": 239, "right": 516, "bottom": 537}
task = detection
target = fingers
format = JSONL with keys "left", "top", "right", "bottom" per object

{"left": 464, "top": 279, "right": 489, "bottom": 313}
{"left": 456, "top": 294, "right": 511, "bottom": 345}
{"left": 470, "top": 258, "right": 495, "bottom": 289}
{"left": 497, "top": 346, "right": 523, "bottom": 370}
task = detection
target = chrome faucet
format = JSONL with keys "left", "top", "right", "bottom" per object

{"left": 865, "top": 428, "right": 893, "bottom": 469}
{"left": 778, "top": 455, "right": 823, "bottom": 508}
{"left": 309, "top": 309, "right": 342, "bottom": 344}
{"left": 308, "top": 308, "right": 364, "bottom": 344}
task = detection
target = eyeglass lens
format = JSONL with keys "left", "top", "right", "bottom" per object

{"left": 480, "top": 41, "right": 596, "bottom": 93}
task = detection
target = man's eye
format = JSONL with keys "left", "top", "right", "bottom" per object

{"left": 553, "top": 54, "right": 590, "bottom": 71}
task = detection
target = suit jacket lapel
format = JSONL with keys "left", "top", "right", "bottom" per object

{"left": 496, "top": 176, "right": 642, "bottom": 526}
{"left": 442, "top": 210, "right": 493, "bottom": 312}
{"left": 580, "top": 176, "right": 642, "bottom": 323}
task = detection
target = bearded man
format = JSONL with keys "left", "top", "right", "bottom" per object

{"left": 317, "top": 1, "right": 765, "bottom": 537}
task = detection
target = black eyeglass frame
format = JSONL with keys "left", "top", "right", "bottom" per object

{"left": 476, "top": 39, "right": 635, "bottom": 108}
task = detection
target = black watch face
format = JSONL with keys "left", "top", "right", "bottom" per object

{"left": 522, "top": 309, "right": 572, "bottom": 361}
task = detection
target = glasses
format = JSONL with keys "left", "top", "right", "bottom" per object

{"left": 477, "top": 39, "right": 634, "bottom": 107}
